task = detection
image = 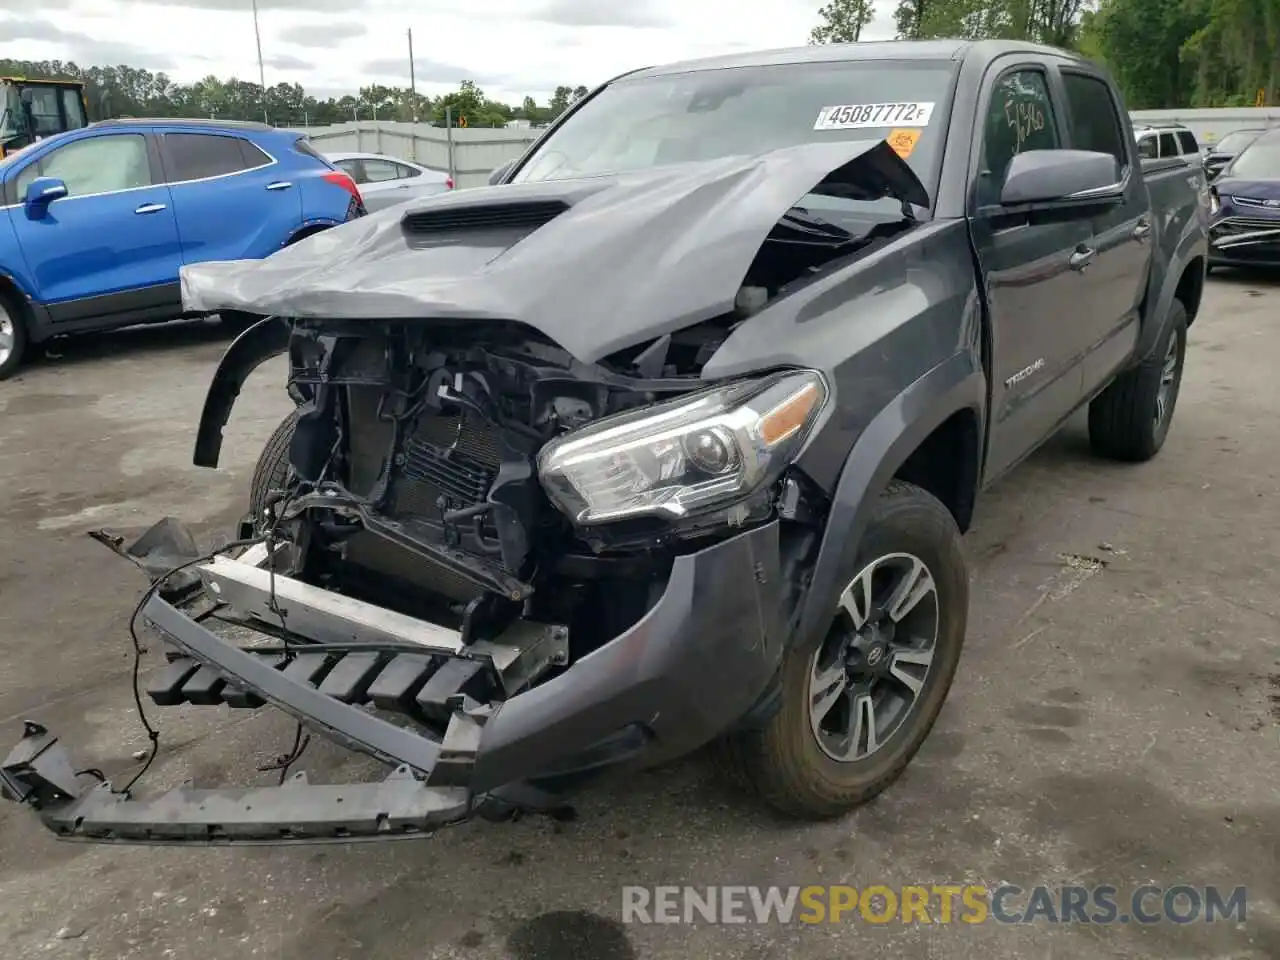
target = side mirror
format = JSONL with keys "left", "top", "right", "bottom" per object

{"left": 1000, "top": 149, "right": 1121, "bottom": 206}
{"left": 488, "top": 160, "right": 515, "bottom": 186}
{"left": 24, "top": 176, "right": 67, "bottom": 215}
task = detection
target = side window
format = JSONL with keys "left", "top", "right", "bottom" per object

{"left": 1136, "top": 135, "right": 1157, "bottom": 159}
{"left": 1060, "top": 72, "right": 1127, "bottom": 170}
{"left": 361, "top": 159, "right": 401, "bottom": 183}
{"left": 394, "top": 162, "right": 422, "bottom": 179}
{"left": 22, "top": 88, "right": 62, "bottom": 136}
{"left": 165, "top": 133, "right": 266, "bottom": 182}
{"left": 978, "top": 68, "right": 1060, "bottom": 203}
{"left": 1158, "top": 132, "right": 1178, "bottom": 158}
{"left": 1176, "top": 130, "right": 1198, "bottom": 154}
{"left": 15, "top": 133, "right": 151, "bottom": 197}
{"left": 334, "top": 159, "right": 364, "bottom": 182}
{"left": 60, "top": 89, "right": 86, "bottom": 129}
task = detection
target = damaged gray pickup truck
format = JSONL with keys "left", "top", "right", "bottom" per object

{"left": 3, "top": 40, "right": 1208, "bottom": 843}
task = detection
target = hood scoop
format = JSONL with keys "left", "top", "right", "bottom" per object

{"left": 402, "top": 199, "right": 570, "bottom": 235}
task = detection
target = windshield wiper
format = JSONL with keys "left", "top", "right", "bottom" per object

{"left": 774, "top": 206, "right": 856, "bottom": 246}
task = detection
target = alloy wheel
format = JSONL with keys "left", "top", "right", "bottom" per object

{"left": 0, "top": 304, "right": 13, "bottom": 369}
{"left": 807, "top": 552, "right": 939, "bottom": 763}
{"left": 1154, "top": 334, "right": 1180, "bottom": 428}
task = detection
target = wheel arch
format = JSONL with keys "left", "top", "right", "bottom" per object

{"left": 285, "top": 220, "right": 337, "bottom": 247}
{"left": 1172, "top": 255, "right": 1205, "bottom": 327}
{"left": 0, "top": 269, "right": 47, "bottom": 343}
{"left": 793, "top": 351, "right": 986, "bottom": 657}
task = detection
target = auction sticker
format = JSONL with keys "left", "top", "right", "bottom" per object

{"left": 885, "top": 128, "right": 922, "bottom": 159}
{"left": 814, "top": 101, "right": 934, "bottom": 130}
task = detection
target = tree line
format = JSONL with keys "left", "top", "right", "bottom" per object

{"left": 0, "top": 58, "right": 589, "bottom": 128}
{"left": 811, "top": 0, "right": 1280, "bottom": 109}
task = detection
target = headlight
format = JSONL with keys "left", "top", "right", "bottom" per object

{"left": 538, "top": 370, "right": 828, "bottom": 524}
{"left": 1210, "top": 190, "right": 1220, "bottom": 214}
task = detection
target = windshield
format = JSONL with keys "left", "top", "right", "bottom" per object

{"left": 510, "top": 60, "right": 956, "bottom": 213}
{"left": 1214, "top": 130, "right": 1263, "bottom": 154}
{"left": 1227, "top": 131, "right": 1280, "bottom": 178}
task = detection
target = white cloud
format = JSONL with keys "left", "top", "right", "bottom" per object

{"left": 1, "top": 0, "right": 902, "bottom": 104}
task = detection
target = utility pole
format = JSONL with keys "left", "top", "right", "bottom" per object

{"left": 407, "top": 26, "right": 418, "bottom": 161}
{"left": 251, "top": 0, "right": 268, "bottom": 124}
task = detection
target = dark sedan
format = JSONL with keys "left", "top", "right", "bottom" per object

{"left": 1203, "top": 127, "right": 1266, "bottom": 180}
{"left": 1208, "top": 128, "right": 1280, "bottom": 270}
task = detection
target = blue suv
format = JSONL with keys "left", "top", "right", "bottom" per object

{"left": 0, "top": 118, "right": 365, "bottom": 378}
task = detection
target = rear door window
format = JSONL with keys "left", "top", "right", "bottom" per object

{"left": 1059, "top": 71, "right": 1127, "bottom": 170}
{"left": 1158, "top": 132, "right": 1178, "bottom": 158}
{"left": 164, "top": 132, "right": 271, "bottom": 182}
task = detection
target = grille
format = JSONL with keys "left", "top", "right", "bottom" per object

{"left": 1213, "top": 216, "right": 1280, "bottom": 233}
{"left": 1229, "top": 197, "right": 1280, "bottom": 210}
{"left": 402, "top": 200, "right": 568, "bottom": 235}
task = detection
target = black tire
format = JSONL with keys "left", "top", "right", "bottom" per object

{"left": 0, "top": 289, "right": 29, "bottom": 381}
{"left": 1087, "top": 300, "right": 1187, "bottom": 463}
{"left": 249, "top": 410, "right": 299, "bottom": 525}
{"left": 720, "top": 480, "right": 969, "bottom": 819}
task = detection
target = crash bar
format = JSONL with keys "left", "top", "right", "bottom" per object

{"left": 196, "top": 556, "right": 465, "bottom": 655}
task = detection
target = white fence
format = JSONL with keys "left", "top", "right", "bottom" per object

{"left": 289, "top": 122, "right": 539, "bottom": 188}
{"left": 293, "top": 107, "right": 1280, "bottom": 189}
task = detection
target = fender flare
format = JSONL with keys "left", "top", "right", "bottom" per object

{"left": 793, "top": 351, "right": 986, "bottom": 654}
{"left": 1134, "top": 232, "right": 1207, "bottom": 363}
{"left": 193, "top": 316, "right": 291, "bottom": 468}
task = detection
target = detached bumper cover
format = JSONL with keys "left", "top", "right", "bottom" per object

{"left": 2, "top": 522, "right": 785, "bottom": 844}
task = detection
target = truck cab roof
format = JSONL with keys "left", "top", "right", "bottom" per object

{"left": 626, "top": 39, "right": 1088, "bottom": 82}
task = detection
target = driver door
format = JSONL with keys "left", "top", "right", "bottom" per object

{"left": 8, "top": 131, "right": 181, "bottom": 321}
{"left": 968, "top": 62, "right": 1095, "bottom": 482}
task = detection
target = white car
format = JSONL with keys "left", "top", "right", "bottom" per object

{"left": 323, "top": 151, "right": 453, "bottom": 211}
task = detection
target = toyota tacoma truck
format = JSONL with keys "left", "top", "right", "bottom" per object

{"left": 2, "top": 39, "right": 1208, "bottom": 844}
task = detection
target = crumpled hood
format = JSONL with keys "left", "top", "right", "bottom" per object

{"left": 181, "top": 138, "right": 927, "bottom": 363}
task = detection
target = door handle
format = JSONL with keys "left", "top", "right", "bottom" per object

{"left": 266, "top": 181, "right": 293, "bottom": 191}
{"left": 134, "top": 202, "right": 166, "bottom": 214}
{"left": 1069, "top": 246, "right": 1095, "bottom": 270}
{"left": 1132, "top": 220, "right": 1152, "bottom": 241}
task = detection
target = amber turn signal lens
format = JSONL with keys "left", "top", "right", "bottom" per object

{"left": 758, "top": 381, "right": 822, "bottom": 446}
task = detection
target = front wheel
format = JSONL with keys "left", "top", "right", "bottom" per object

{"left": 718, "top": 480, "right": 969, "bottom": 819}
{"left": 249, "top": 410, "right": 299, "bottom": 528}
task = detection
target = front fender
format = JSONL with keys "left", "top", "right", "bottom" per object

{"left": 793, "top": 350, "right": 986, "bottom": 654}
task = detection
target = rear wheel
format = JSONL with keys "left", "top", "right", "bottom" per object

{"left": 1088, "top": 300, "right": 1187, "bottom": 462}
{"left": 0, "top": 292, "right": 29, "bottom": 381}
{"left": 718, "top": 481, "right": 968, "bottom": 819}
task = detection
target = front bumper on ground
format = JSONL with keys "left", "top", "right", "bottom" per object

{"left": 1, "top": 522, "right": 786, "bottom": 844}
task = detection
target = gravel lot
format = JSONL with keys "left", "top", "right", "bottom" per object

{"left": 0, "top": 277, "right": 1277, "bottom": 960}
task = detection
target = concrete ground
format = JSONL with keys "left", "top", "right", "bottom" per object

{"left": 0, "top": 280, "right": 1277, "bottom": 960}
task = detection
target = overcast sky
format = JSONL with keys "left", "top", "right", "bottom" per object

{"left": 1, "top": 0, "right": 899, "bottom": 104}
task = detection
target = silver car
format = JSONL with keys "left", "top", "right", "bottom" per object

{"left": 324, "top": 151, "right": 453, "bottom": 211}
